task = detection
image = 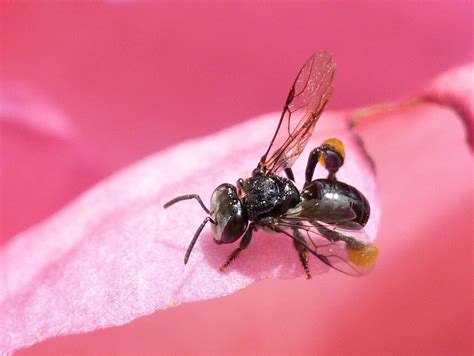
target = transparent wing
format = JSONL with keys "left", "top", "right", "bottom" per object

{"left": 282, "top": 197, "right": 359, "bottom": 225}
{"left": 271, "top": 218, "right": 378, "bottom": 277}
{"left": 259, "top": 51, "right": 336, "bottom": 174}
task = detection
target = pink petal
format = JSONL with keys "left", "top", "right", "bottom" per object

{"left": 418, "top": 63, "right": 474, "bottom": 149}
{"left": 0, "top": 82, "right": 74, "bottom": 139}
{"left": 16, "top": 98, "right": 472, "bottom": 355}
{"left": 0, "top": 112, "right": 379, "bottom": 353}
{"left": 0, "top": 83, "right": 104, "bottom": 246}
{"left": 21, "top": 63, "right": 473, "bottom": 355}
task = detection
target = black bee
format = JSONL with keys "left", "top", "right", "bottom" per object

{"left": 164, "top": 51, "right": 379, "bottom": 279}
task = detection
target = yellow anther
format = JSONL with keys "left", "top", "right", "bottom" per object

{"left": 347, "top": 243, "right": 380, "bottom": 267}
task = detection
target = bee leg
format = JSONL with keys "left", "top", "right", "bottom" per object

{"left": 305, "top": 138, "right": 345, "bottom": 183}
{"left": 220, "top": 223, "right": 254, "bottom": 272}
{"left": 293, "top": 228, "right": 312, "bottom": 279}
{"left": 315, "top": 223, "right": 365, "bottom": 250}
{"left": 284, "top": 168, "right": 295, "bottom": 181}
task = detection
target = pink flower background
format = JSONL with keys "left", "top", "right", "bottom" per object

{"left": 1, "top": 1, "right": 472, "bottom": 354}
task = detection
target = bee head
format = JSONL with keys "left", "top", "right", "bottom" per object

{"left": 209, "top": 183, "right": 248, "bottom": 244}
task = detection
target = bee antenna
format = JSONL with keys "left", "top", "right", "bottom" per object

{"left": 163, "top": 194, "right": 210, "bottom": 214}
{"left": 184, "top": 217, "right": 215, "bottom": 265}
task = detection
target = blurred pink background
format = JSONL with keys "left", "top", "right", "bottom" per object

{"left": 1, "top": 1, "right": 472, "bottom": 354}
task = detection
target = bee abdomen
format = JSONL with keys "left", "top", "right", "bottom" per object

{"left": 301, "top": 179, "right": 370, "bottom": 226}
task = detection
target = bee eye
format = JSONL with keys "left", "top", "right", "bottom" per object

{"left": 210, "top": 184, "right": 248, "bottom": 244}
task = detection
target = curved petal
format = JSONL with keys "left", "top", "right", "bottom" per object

{"left": 418, "top": 63, "right": 474, "bottom": 149}
{"left": 19, "top": 97, "right": 473, "bottom": 355}
{"left": 0, "top": 112, "right": 379, "bottom": 353}
{"left": 0, "top": 83, "right": 103, "bottom": 246}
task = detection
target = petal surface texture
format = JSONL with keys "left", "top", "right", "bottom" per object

{"left": 0, "top": 112, "right": 379, "bottom": 353}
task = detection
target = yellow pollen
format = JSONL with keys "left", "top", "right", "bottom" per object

{"left": 347, "top": 243, "right": 380, "bottom": 267}
{"left": 323, "top": 138, "right": 345, "bottom": 158}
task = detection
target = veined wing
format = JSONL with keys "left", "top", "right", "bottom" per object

{"left": 259, "top": 51, "right": 336, "bottom": 174}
